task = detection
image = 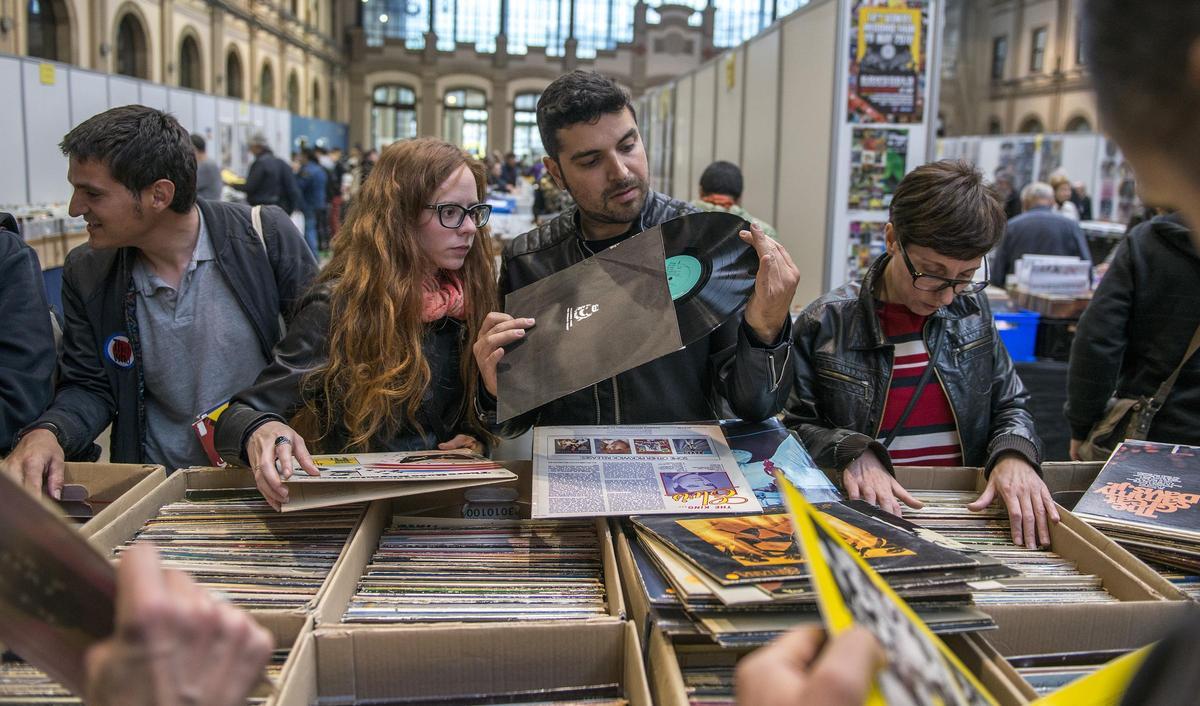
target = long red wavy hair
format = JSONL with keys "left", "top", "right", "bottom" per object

{"left": 294, "top": 138, "right": 497, "bottom": 451}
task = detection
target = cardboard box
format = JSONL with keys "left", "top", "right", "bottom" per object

{"left": 647, "top": 630, "right": 749, "bottom": 706}
{"left": 85, "top": 466, "right": 368, "bottom": 618}
{"left": 272, "top": 620, "right": 651, "bottom": 706}
{"left": 253, "top": 612, "right": 311, "bottom": 706}
{"left": 942, "top": 633, "right": 1036, "bottom": 705}
{"left": 61, "top": 462, "right": 167, "bottom": 535}
{"left": 313, "top": 495, "right": 626, "bottom": 626}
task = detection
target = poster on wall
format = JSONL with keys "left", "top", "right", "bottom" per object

{"left": 848, "top": 127, "right": 909, "bottom": 211}
{"left": 847, "top": 0, "right": 929, "bottom": 124}
{"left": 1036, "top": 137, "right": 1065, "bottom": 182}
{"left": 995, "top": 139, "right": 1037, "bottom": 191}
{"left": 846, "top": 220, "right": 888, "bottom": 283}
{"left": 1099, "top": 139, "right": 1141, "bottom": 224}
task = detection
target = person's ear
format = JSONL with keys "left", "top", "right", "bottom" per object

{"left": 147, "top": 179, "right": 177, "bottom": 212}
{"left": 544, "top": 156, "right": 566, "bottom": 192}
{"left": 884, "top": 222, "right": 897, "bottom": 253}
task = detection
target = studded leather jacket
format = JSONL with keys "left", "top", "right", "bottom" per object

{"left": 783, "top": 254, "right": 1041, "bottom": 477}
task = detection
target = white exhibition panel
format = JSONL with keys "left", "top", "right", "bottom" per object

{"left": 140, "top": 83, "right": 170, "bottom": 112}
{"left": 194, "top": 93, "right": 219, "bottom": 159}
{"left": 168, "top": 89, "right": 197, "bottom": 130}
{"left": 69, "top": 68, "right": 109, "bottom": 129}
{"left": 689, "top": 63, "right": 717, "bottom": 204}
{"left": 108, "top": 76, "right": 140, "bottom": 108}
{"left": 671, "top": 75, "right": 694, "bottom": 203}
{"left": 713, "top": 47, "right": 745, "bottom": 165}
{"left": 0, "top": 56, "right": 27, "bottom": 206}
{"left": 22, "top": 59, "right": 72, "bottom": 205}
{"left": 741, "top": 28, "right": 782, "bottom": 230}
{"left": 777, "top": 0, "right": 840, "bottom": 303}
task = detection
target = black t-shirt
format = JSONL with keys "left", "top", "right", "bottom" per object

{"left": 580, "top": 225, "right": 638, "bottom": 256}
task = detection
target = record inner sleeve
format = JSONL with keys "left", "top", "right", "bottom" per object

{"left": 498, "top": 226, "right": 683, "bottom": 422}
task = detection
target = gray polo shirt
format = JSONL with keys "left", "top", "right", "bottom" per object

{"left": 132, "top": 210, "right": 270, "bottom": 471}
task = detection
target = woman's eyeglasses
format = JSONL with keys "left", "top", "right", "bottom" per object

{"left": 896, "top": 239, "right": 989, "bottom": 294}
{"left": 425, "top": 202, "right": 493, "bottom": 229}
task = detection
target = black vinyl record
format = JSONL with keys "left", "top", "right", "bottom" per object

{"left": 660, "top": 211, "right": 758, "bottom": 345}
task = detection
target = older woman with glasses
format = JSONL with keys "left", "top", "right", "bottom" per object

{"left": 784, "top": 160, "right": 1057, "bottom": 549}
{"left": 214, "top": 138, "right": 499, "bottom": 509}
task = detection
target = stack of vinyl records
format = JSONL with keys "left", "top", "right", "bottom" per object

{"left": 1145, "top": 561, "right": 1200, "bottom": 600}
{"left": 112, "top": 489, "right": 362, "bottom": 610}
{"left": 1006, "top": 648, "right": 1132, "bottom": 696}
{"left": 343, "top": 517, "right": 609, "bottom": 623}
{"left": 626, "top": 499, "right": 1009, "bottom": 649}
{"left": 906, "top": 490, "right": 1118, "bottom": 605}
{"left": 1073, "top": 440, "right": 1200, "bottom": 573}
{"left": 0, "top": 648, "right": 291, "bottom": 704}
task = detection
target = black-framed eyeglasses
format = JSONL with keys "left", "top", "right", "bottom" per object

{"left": 424, "top": 202, "right": 492, "bottom": 229}
{"left": 896, "top": 239, "right": 988, "bottom": 294}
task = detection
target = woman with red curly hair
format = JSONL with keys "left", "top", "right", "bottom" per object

{"left": 214, "top": 138, "right": 498, "bottom": 508}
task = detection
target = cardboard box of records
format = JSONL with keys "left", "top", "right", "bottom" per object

{"left": 272, "top": 620, "right": 651, "bottom": 706}
{"left": 311, "top": 460, "right": 627, "bottom": 627}
{"left": 52, "top": 462, "right": 167, "bottom": 533}
{"left": 893, "top": 466, "right": 1191, "bottom": 621}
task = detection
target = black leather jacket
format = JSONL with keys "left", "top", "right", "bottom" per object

{"left": 1066, "top": 214, "right": 1200, "bottom": 445}
{"left": 215, "top": 284, "right": 473, "bottom": 463}
{"left": 478, "top": 191, "right": 792, "bottom": 435}
{"left": 784, "top": 254, "right": 1041, "bottom": 476}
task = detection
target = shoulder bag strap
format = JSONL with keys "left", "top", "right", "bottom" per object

{"left": 1147, "top": 322, "right": 1200, "bottom": 414}
{"left": 882, "top": 326, "right": 942, "bottom": 450}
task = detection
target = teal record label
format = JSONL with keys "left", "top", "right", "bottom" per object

{"left": 666, "top": 255, "right": 703, "bottom": 300}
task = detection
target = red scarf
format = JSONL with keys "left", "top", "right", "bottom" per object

{"left": 421, "top": 270, "right": 466, "bottom": 322}
{"left": 701, "top": 194, "right": 737, "bottom": 209}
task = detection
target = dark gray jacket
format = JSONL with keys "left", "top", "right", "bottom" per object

{"left": 0, "top": 214, "right": 56, "bottom": 453}
{"left": 785, "top": 254, "right": 1041, "bottom": 476}
{"left": 989, "top": 205, "right": 1091, "bottom": 286}
{"left": 30, "top": 201, "right": 318, "bottom": 464}
{"left": 478, "top": 191, "right": 793, "bottom": 435}
{"left": 1066, "top": 214, "right": 1200, "bottom": 444}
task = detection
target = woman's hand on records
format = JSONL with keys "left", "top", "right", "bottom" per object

{"left": 473, "top": 312, "right": 536, "bottom": 397}
{"left": 85, "top": 543, "right": 274, "bottom": 706}
{"left": 246, "top": 420, "right": 319, "bottom": 510}
{"left": 438, "top": 434, "right": 484, "bottom": 454}
{"left": 736, "top": 626, "right": 882, "bottom": 706}
{"left": 843, "top": 449, "right": 924, "bottom": 517}
{"left": 969, "top": 454, "right": 1060, "bottom": 549}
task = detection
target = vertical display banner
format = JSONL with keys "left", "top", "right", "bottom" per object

{"left": 828, "top": 0, "right": 939, "bottom": 290}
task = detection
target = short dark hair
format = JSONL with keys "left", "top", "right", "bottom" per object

{"left": 536, "top": 71, "right": 636, "bottom": 161}
{"left": 190, "top": 133, "right": 206, "bottom": 152}
{"left": 61, "top": 106, "right": 196, "bottom": 214}
{"left": 699, "top": 161, "right": 743, "bottom": 199}
{"left": 1083, "top": 1, "right": 1200, "bottom": 180}
{"left": 889, "top": 160, "right": 1005, "bottom": 260}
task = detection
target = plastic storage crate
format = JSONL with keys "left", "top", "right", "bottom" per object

{"left": 993, "top": 310, "right": 1040, "bottom": 362}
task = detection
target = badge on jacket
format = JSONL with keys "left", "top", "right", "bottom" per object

{"left": 103, "top": 334, "right": 134, "bottom": 369}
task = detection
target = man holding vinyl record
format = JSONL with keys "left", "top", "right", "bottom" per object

{"left": 784, "top": 161, "right": 1058, "bottom": 551}
{"left": 473, "top": 70, "right": 799, "bottom": 432}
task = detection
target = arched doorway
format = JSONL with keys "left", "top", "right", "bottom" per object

{"left": 1018, "top": 115, "right": 1045, "bottom": 134}
{"left": 1065, "top": 115, "right": 1092, "bottom": 133}
{"left": 115, "top": 12, "right": 149, "bottom": 79}
{"left": 225, "top": 49, "right": 243, "bottom": 99}
{"left": 287, "top": 71, "right": 301, "bottom": 114}
{"left": 179, "top": 34, "right": 202, "bottom": 90}
{"left": 260, "top": 63, "right": 275, "bottom": 106}
{"left": 443, "top": 88, "right": 488, "bottom": 158}
{"left": 371, "top": 84, "right": 417, "bottom": 150}
{"left": 26, "top": 0, "right": 71, "bottom": 62}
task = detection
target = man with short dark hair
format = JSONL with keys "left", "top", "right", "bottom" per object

{"left": 473, "top": 70, "right": 799, "bottom": 432}
{"left": 989, "top": 181, "right": 1091, "bottom": 286}
{"left": 1, "top": 106, "right": 317, "bottom": 497}
{"left": 191, "top": 133, "right": 223, "bottom": 202}
{"left": 691, "top": 160, "right": 778, "bottom": 239}
{"left": 231, "top": 132, "right": 302, "bottom": 214}
{"left": 499, "top": 151, "right": 521, "bottom": 192}
{"left": 786, "top": 160, "right": 1056, "bottom": 548}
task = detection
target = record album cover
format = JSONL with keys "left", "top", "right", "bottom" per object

{"left": 1074, "top": 441, "right": 1200, "bottom": 540}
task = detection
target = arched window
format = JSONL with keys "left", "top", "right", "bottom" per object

{"left": 443, "top": 88, "right": 488, "bottom": 158}
{"left": 179, "top": 35, "right": 202, "bottom": 90}
{"left": 287, "top": 71, "right": 301, "bottom": 114}
{"left": 371, "top": 84, "right": 418, "bottom": 150}
{"left": 115, "top": 12, "right": 149, "bottom": 79}
{"left": 1018, "top": 116, "right": 1044, "bottom": 134}
{"left": 27, "top": 0, "right": 70, "bottom": 62}
{"left": 260, "top": 63, "right": 275, "bottom": 106}
{"left": 987, "top": 117, "right": 1003, "bottom": 135}
{"left": 512, "top": 92, "right": 544, "bottom": 162}
{"left": 225, "top": 49, "right": 243, "bottom": 98}
{"left": 312, "top": 80, "right": 321, "bottom": 118}
{"left": 1065, "top": 115, "right": 1092, "bottom": 133}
